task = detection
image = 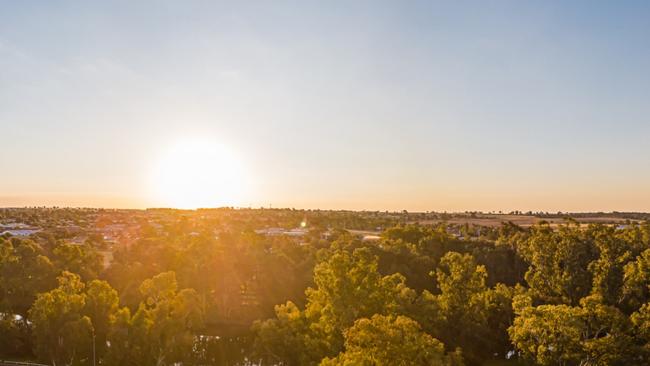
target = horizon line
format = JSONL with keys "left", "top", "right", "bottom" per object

{"left": 1, "top": 205, "right": 648, "bottom": 215}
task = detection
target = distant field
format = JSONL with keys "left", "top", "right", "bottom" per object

{"left": 413, "top": 214, "right": 635, "bottom": 228}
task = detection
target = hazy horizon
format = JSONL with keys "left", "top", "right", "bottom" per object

{"left": 2, "top": 1, "right": 650, "bottom": 212}
{"left": 1, "top": 200, "right": 647, "bottom": 215}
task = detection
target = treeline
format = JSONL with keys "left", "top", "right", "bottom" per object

{"left": 0, "top": 226, "right": 320, "bottom": 365}
{"left": 1, "top": 219, "right": 650, "bottom": 365}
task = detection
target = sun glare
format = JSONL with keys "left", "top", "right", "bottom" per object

{"left": 151, "top": 140, "right": 246, "bottom": 209}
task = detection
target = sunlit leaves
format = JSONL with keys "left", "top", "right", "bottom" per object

{"left": 320, "top": 315, "right": 462, "bottom": 366}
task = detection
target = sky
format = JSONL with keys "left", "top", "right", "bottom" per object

{"left": 1, "top": 1, "right": 650, "bottom": 212}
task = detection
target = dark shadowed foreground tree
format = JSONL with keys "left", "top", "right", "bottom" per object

{"left": 104, "top": 271, "right": 204, "bottom": 366}
{"left": 409, "top": 251, "right": 520, "bottom": 364}
{"left": 0, "top": 237, "right": 56, "bottom": 319}
{"left": 29, "top": 272, "right": 93, "bottom": 366}
{"left": 84, "top": 279, "right": 120, "bottom": 359}
{"left": 28, "top": 271, "right": 121, "bottom": 366}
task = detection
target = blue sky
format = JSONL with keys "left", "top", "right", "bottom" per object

{"left": 1, "top": 1, "right": 650, "bottom": 211}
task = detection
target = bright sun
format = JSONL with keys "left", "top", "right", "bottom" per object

{"left": 151, "top": 140, "right": 246, "bottom": 209}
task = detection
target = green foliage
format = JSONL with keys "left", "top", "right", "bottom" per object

{"left": 306, "top": 248, "right": 408, "bottom": 337}
{"left": 415, "top": 252, "right": 517, "bottom": 364}
{"left": 320, "top": 314, "right": 463, "bottom": 366}
{"left": 4, "top": 208, "right": 650, "bottom": 366}
{"left": 509, "top": 294, "right": 636, "bottom": 366}
{"left": 481, "top": 284, "right": 523, "bottom": 357}
{"left": 588, "top": 226, "right": 634, "bottom": 307}
{"left": 518, "top": 223, "right": 596, "bottom": 305}
{"left": 0, "top": 237, "right": 56, "bottom": 318}
{"left": 631, "top": 303, "right": 650, "bottom": 359}
{"left": 253, "top": 301, "right": 327, "bottom": 365}
{"left": 28, "top": 271, "right": 124, "bottom": 365}
{"left": 102, "top": 307, "right": 133, "bottom": 366}
{"left": 29, "top": 272, "right": 93, "bottom": 365}
{"left": 84, "top": 279, "right": 120, "bottom": 358}
{"left": 621, "top": 249, "right": 650, "bottom": 312}
{"left": 253, "top": 248, "right": 416, "bottom": 365}
{"left": 52, "top": 242, "right": 103, "bottom": 281}
{"left": 104, "top": 271, "right": 204, "bottom": 366}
